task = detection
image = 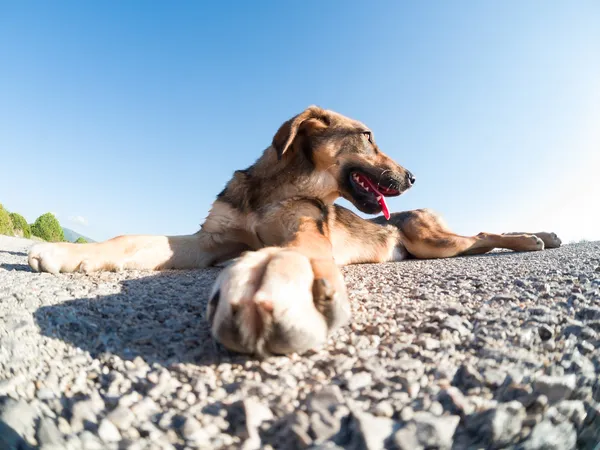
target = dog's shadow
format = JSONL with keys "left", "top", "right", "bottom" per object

{"left": 0, "top": 249, "right": 28, "bottom": 257}
{"left": 33, "top": 269, "right": 245, "bottom": 367}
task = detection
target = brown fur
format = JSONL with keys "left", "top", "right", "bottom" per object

{"left": 28, "top": 106, "right": 561, "bottom": 357}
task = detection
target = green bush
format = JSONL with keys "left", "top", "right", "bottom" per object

{"left": 0, "top": 204, "right": 13, "bottom": 236}
{"left": 9, "top": 212, "right": 31, "bottom": 238}
{"left": 75, "top": 237, "right": 88, "bottom": 244}
{"left": 31, "top": 213, "right": 65, "bottom": 242}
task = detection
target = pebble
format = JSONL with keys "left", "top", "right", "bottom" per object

{"left": 0, "top": 397, "right": 37, "bottom": 444}
{"left": 538, "top": 324, "right": 554, "bottom": 341}
{"left": 346, "top": 371, "right": 373, "bottom": 391}
{"left": 98, "top": 418, "right": 122, "bottom": 443}
{"left": 349, "top": 410, "right": 397, "bottom": 450}
{"left": 36, "top": 417, "right": 64, "bottom": 447}
{"left": 394, "top": 411, "right": 459, "bottom": 450}
{"left": 522, "top": 419, "right": 577, "bottom": 450}
{"left": 452, "top": 363, "right": 484, "bottom": 389}
{"left": 107, "top": 405, "right": 135, "bottom": 430}
{"left": 181, "top": 415, "right": 211, "bottom": 446}
{"left": 70, "top": 399, "right": 98, "bottom": 432}
{"left": 374, "top": 401, "right": 394, "bottom": 418}
{"left": 466, "top": 401, "right": 525, "bottom": 447}
{"left": 442, "top": 316, "right": 471, "bottom": 337}
{"left": 417, "top": 337, "right": 441, "bottom": 350}
{"left": 533, "top": 374, "right": 576, "bottom": 403}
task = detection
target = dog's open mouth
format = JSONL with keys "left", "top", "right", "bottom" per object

{"left": 350, "top": 172, "right": 400, "bottom": 220}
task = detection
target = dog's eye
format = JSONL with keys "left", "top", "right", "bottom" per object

{"left": 363, "top": 132, "right": 372, "bottom": 143}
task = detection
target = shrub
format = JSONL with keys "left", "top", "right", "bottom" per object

{"left": 0, "top": 204, "right": 13, "bottom": 236}
{"left": 9, "top": 212, "right": 31, "bottom": 238}
{"left": 31, "top": 213, "right": 65, "bottom": 242}
{"left": 75, "top": 237, "right": 88, "bottom": 244}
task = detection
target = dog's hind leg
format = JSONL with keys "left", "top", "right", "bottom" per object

{"left": 501, "top": 232, "right": 562, "bottom": 249}
{"left": 382, "top": 209, "right": 549, "bottom": 259}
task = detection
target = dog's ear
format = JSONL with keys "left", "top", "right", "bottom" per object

{"left": 272, "top": 106, "right": 329, "bottom": 160}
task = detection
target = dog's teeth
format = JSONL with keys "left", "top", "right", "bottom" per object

{"left": 365, "top": 186, "right": 369, "bottom": 191}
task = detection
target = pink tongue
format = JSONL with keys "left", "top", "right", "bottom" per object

{"left": 360, "top": 175, "right": 391, "bottom": 220}
{"left": 378, "top": 195, "right": 390, "bottom": 220}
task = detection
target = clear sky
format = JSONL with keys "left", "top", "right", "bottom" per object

{"left": 1, "top": 2, "right": 598, "bottom": 243}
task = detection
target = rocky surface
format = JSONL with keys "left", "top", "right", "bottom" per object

{"left": 0, "top": 235, "right": 599, "bottom": 449}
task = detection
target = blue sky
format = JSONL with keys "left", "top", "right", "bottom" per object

{"left": 1, "top": 2, "right": 598, "bottom": 243}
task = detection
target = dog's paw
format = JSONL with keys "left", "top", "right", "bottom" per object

{"left": 29, "top": 243, "right": 68, "bottom": 274}
{"left": 535, "top": 232, "right": 562, "bottom": 249}
{"left": 28, "top": 243, "right": 93, "bottom": 274}
{"left": 520, "top": 235, "right": 545, "bottom": 251}
{"left": 207, "top": 247, "right": 351, "bottom": 357}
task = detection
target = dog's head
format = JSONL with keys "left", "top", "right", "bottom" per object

{"left": 272, "top": 106, "right": 415, "bottom": 218}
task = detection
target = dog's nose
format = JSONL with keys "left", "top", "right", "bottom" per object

{"left": 406, "top": 171, "right": 416, "bottom": 186}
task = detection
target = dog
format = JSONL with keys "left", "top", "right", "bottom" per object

{"left": 28, "top": 106, "right": 561, "bottom": 357}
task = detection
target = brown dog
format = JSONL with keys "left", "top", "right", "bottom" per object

{"left": 28, "top": 106, "right": 561, "bottom": 357}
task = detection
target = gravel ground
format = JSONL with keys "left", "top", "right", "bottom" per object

{"left": 0, "top": 235, "right": 599, "bottom": 450}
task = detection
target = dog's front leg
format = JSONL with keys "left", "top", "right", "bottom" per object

{"left": 28, "top": 232, "right": 244, "bottom": 274}
{"left": 207, "top": 202, "right": 351, "bottom": 357}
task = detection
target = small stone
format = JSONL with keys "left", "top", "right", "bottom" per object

{"left": 36, "top": 417, "right": 64, "bottom": 446}
{"left": 491, "top": 294, "right": 517, "bottom": 303}
{"left": 576, "top": 306, "right": 600, "bottom": 321}
{"left": 289, "top": 410, "right": 312, "bottom": 447}
{"left": 79, "top": 430, "right": 104, "bottom": 450}
{"left": 36, "top": 387, "right": 56, "bottom": 401}
{"left": 526, "top": 395, "right": 548, "bottom": 415}
{"left": 131, "top": 397, "right": 160, "bottom": 420}
{"left": 70, "top": 399, "right": 98, "bottom": 432}
{"left": 466, "top": 401, "right": 525, "bottom": 447}
{"left": 562, "top": 324, "right": 597, "bottom": 341}
{"left": 400, "top": 406, "right": 414, "bottom": 422}
{"left": 57, "top": 417, "right": 71, "bottom": 435}
{"left": 554, "top": 400, "right": 587, "bottom": 428}
{"left": 533, "top": 374, "right": 576, "bottom": 403}
{"left": 452, "top": 363, "right": 484, "bottom": 389}
{"left": 243, "top": 397, "right": 273, "bottom": 447}
{"left": 438, "top": 387, "right": 474, "bottom": 416}
{"left": 394, "top": 411, "right": 460, "bottom": 450}
{"left": 182, "top": 416, "right": 210, "bottom": 444}
{"left": 417, "top": 337, "right": 440, "bottom": 350}
{"left": 347, "top": 372, "right": 373, "bottom": 391}
{"left": 442, "top": 316, "right": 471, "bottom": 337}
{"left": 521, "top": 419, "right": 576, "bottom": 450}
{"left": 519, "top": 327, "right": 537, "bottom": 347}
{"left": 563, "top": 350, "right": 595, "bottom": 374}
{"left": 107, "top": 405, "right": 135, "bottom": 430}
{"left": 538, "top": 324, "right": 554, "bottom": 341}
{"left": 0, "top": 397, "right": 37, "bottom": 444}
{"left": 483, "top": 368, "right": 507, "bottom": 388}
{"left": 407, "top": 382, "right": 420, "bottom": 399}
{"left": 577, "top": 340, "right": 595, "bottom": 355}
{"left": 307, "top": 385, "right": 345, "bottom": 414}
{"left": 374, "top": 401, "right": 394, "bottom": 418}
{"left": 579, "top": 402, "right": 600, "bottom": 449}
{"left": 429, "top": 401, "right": 444, "bottom": 416}
{"left": 309, "top": 408, "right": 344, "bottom": 442}
{"left": 98, "top": 418, "right": 121, "bottom": 443}
{"left": 349, "top": 410, "right": 397, "bottom": 450}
